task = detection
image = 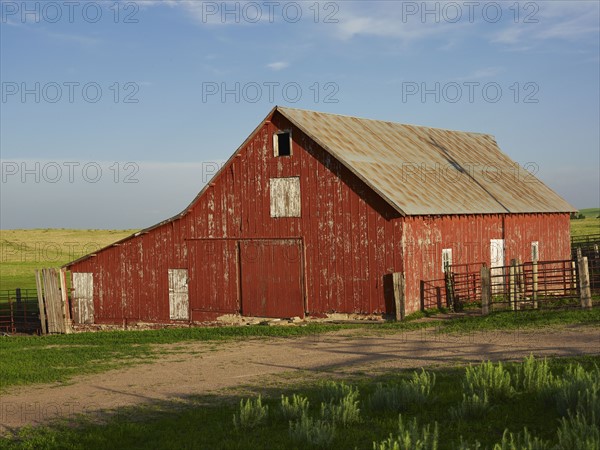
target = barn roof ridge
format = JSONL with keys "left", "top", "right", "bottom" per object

{"left": 276, "top": 105, "right": 492, "bottom": 137}
{"left": 273, "top": 105, "right": 575, "bottom": 216}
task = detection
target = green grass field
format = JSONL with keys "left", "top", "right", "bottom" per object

{"left": 0, "top": 229, "right": 138, "bottom": 291}
{"left": 571, "top": 208, "right": 600, "bottom": 238}
{"left": 2, "top": 354, "right": 599, "bottom": 449}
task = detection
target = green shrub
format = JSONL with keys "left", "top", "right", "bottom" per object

{"left": 289, "top": 412, "right": 335, "bottom": 448}
{"left": 372, "top": 415, "right": 438, "bottom": 450}
{"left": 516, "top": 355, "right": 555, "bottom": 394}
{"left": 369, "top": 383, "right": 403, "bottom": 412}
{"left": 319, "top": 380, "right": 358, "bottom": 403}
{"left": 491, "top": 428, "right": 548, "bottom": 450}
{"left": 232, "top": 396, "right": 268, "bottom": 430}
{"left": 369, "top": 370, "right": 435, "bottom": 413}
{"left": 450, "top": 392, "right": 490, "bottom": 420}
{"left": 280, "top": 394, "right": 309, "bottom": 421}
{"left": 555, "top": 364, "right": 599, "bottom": 419}
{"left": 405, "top": 369, "right": 436, "bottom": 403}
{"left": 321, "top": 391, "right": 361, "bottom": 427}
{"left": 465, "top": 360, "right": 513, "bottom": 399}
{"left": 556, "top": 411, "right": 599, "bottom": 450}
{"left": 456, "top": 438, "right": 482, "bottom": 449}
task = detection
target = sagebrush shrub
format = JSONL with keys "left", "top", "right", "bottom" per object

{"left": 280, "top": 394, "right": 309, "bottom": 421}
{"left": 319, "top": 380, "right": 358, "bottom": 402}
{"left": 491, "top": 428, "right": 548, "bottom": 450}
{"left": 289, "top": 412, "right": 335, "bottom": 448}
{"left": 370, "top": 383, "right": 403, "bottom": 412}
{"left": 370, "top": 370, "right": 436, "bottom": 412}
{"left": 465, "top": 360, "right": 513, "bottom": 399}
{"left": 554, "top": 364, "right": 599, "bottom": 419}
{"left": 405, "top": 369, "right": 436, "bottom": 403}
{"left": 516, "top": 355, "right": 555, "bottom": 394}
{"left": 232, "top": 396, "right": 268, "bottom": 430}
{"left": 321, "top": 391, "right": 361, "bottom": 426}
{"left": 372, "top": 415, "right": 438, "bottom": 450}
{"left": 556, "top": 411, "right": 599, "bottom": 450}
{"left": 450, "top": 392, "right": 490, "bottom": 420}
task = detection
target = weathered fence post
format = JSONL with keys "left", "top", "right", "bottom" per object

{"left": 577, "top": 255, "right": 592, "bottom": 309}
{"left": 60, "top": 268, "right": 72, "bottom": 334}
{"left": 481, "top": 264, "right": 491, "bottom": 315}
{"left": 436, "top": 286, "right": 442, "bottom": 310}
{"left": 509, "top": 259, "right": 516, "bottom": 311}
{"left": 393, "top": 272, "right": 405, "bottom": 321}
{"left": 444, "top": 270, "right": 455, "bottom": 311}
{"left": 35, "top": 270, "right": 47, "bottom": 335}
{"left": 517, "top": 259, "right": 524, "bottom": 307}
{"left": 420, "top": 280, "right": 425, "bottom": 311}
{"left": 532, "top": 259, "right": 538, "bottom": 309}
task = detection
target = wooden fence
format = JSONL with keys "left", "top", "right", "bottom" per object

{"left": 1, "top": 269, "right": 71, "bottom": 334}
{"left": 35, "top": 268, "right": 71, "bottom": 334}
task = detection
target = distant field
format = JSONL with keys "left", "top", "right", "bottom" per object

{"left": 571, "top": 207, "right": 600, "bottom": 237}
{"left": 0, "top": 229, "right": 138, "bottom": 291}
{"left": 578, "top": 207, "right": 600, "bottom": 218}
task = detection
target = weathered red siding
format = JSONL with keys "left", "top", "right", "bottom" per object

{"left": 68, "top": 110, "right": 571, "bottom": 324}
{"left": 402, "top": 213, "right": 571, "bottom": 312}
{"left": 69, "top": 112, "right": 404, "bottom": 323}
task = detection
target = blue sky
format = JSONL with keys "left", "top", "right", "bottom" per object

{"left": 1, "top": 0, "right": 599, "bottom": 229}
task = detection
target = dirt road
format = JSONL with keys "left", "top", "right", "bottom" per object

{"left": 1, "top": 325, "right": 599, "bottom": 432}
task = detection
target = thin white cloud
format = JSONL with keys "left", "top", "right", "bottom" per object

{"left": 333, "top": 13, "right": 465, "bottom": 43}
{"left": 46, "top": 32, "right": 101, "bottom": 46}
{"left": 267, "top": 61, "right": 289, "bottom": 71}
{"left": 491, "top": 2, "right": 599, "bottom": 47}
{"left": 492, "top": 27, "right": 525, "bottom": 45}
{"left": 457, "top": 67, "right": 504, "bottom": 81}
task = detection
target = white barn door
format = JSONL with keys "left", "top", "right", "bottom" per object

{"left": 72, "top": 272, "right": 94, "bottom": 324}
{"left": 490, "top": 239, "right": 505, "bottom": 293}
{"left": 168, "top": 269, "right": 189, "bottom": 320}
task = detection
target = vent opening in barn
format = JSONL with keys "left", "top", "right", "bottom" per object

{"left": 64, "top": 106, "right": 575, "bottom": 327}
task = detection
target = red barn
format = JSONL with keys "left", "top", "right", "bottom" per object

{"left": 65, "top": 107, "right": 574, "bottom": 326}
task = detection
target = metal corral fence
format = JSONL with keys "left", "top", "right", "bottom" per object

{"left": 421, "top": 255, "right": 599, "bottom": 313}
{"left": 0, "top": 289, "right": 42, "bottom": 334}
{"left": 421, "top": 262, "right": 483, "bottom": 310}
{"left": 487, "top": 259, "right": 584, "bottom": 311}
{"left": 571, "top": 235, "right": 600, "bottom": 293}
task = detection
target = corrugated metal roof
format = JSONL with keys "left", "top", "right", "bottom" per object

{"left": 277, "top": 107, "right": 575, "bottom": 215}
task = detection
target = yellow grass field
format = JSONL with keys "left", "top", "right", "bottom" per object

{"left": 0, "top": 229, "right": 137, "bottom": 291}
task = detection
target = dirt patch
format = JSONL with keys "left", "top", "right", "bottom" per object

{"left": 1, "top": 326, "right": 599, "bottom": 432}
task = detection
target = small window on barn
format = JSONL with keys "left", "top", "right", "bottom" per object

{"left": 270, "top": 177, "right": 301, "bottom": 217}
{"left": 442, "top": 248, "right": 452, "bottom": 273}
{"left": 274, "top": 131, "right": 292, "bottom": 157}
{"left": 531, "top": 241, "right": 539, "bottom": 262}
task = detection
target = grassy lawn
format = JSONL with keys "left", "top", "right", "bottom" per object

{"left": 1, "top": 309, "right": 598, "bottom": 392}
{"left": 2, "top": 355, "right": 598, "bottom": 449}
{"left": 0, "top": 229, "right": 138, "bottom": 291}
{"left": 0, "top": 321, "right": 426, "bottom": 391}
